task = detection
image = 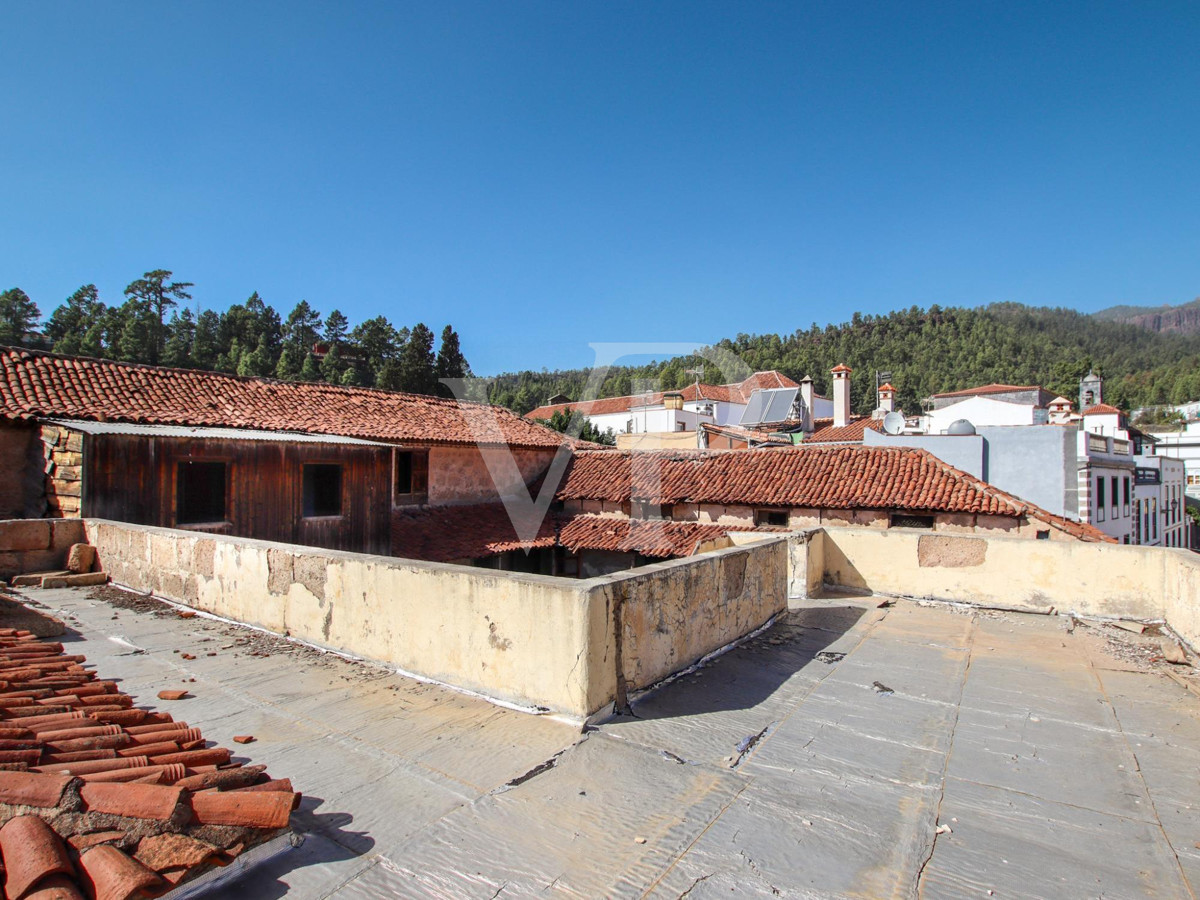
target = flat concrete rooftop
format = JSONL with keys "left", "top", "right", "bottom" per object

{"left": 14, "top": 585, "right": 1200, "bottom": 899}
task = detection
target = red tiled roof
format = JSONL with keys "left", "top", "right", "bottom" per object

{"left": 391, "top": 506, "right": 758, "bottom": 561}
{"left": 524, "top": 371, "right": 802, "bottom": 421}
{"left": 0, "top": 627, "right": 297, "bottom": 897}
{"left": 0, "top": 346, "right": 567, "bottom": 449}
{"left": 806, "top": 417, "right": 885, "bottom": 444}
{"left": 830, "top": 364, "right": 852, "bottom": 374}
{"left": 930, "top": 383, "right": 1041, "bottom": 399}
{"left": 878, "top": 383, "right": 895, "bottom": 392}
{"left": 1082, "top": 404, "right": 1122, "bottom": 416}
{"left": 556, "top": 446, "right": 1113, "bottom": 542}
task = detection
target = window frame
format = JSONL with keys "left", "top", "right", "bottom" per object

{"left": 174, "top": 459, "right": 230, "bottom": 527}
{"left": 393, "top": 449, "right": 429, "bottom": 505}
{"left": 301, "top": 462, "right": 345, "bottom": 519}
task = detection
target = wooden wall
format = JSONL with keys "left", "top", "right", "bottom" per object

{"left": 84, "top": 434, "right": 393, "bottom": 554}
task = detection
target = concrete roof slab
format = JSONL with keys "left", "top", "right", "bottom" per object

{"left": 921, "top": 775, "right": 1193, "bottom": 900}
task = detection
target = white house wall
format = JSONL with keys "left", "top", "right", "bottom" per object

{"left": 926, "top": 396, "right": 1038, "bottom": 432}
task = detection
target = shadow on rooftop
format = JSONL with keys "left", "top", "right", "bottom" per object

{"left": 222, "top": 794, "right": 376, "bottom": 899}
{"left": 616, "top": 602, "right": 870, "bottom": 722}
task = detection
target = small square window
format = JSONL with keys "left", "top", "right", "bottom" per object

{"left": 395, "top": 450, "right": 428, "bottom": 497}
{"left": 177, "top": 462, "right": 227, "bottom": 525}
{"left": 303, "top": 464, "right": 343, "bottom": 517}
{"left": 755, "top": 510, "right": 789, "bottom": 527}
{"left": 890, "top": 513, "right": 934, "bottom": 529}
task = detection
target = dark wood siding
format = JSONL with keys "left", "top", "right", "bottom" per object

{"left": 84, "top": 434, "right": 392, "bottom": 554}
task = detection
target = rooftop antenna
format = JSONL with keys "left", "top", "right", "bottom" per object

{"left": 686, "top": 366, "right": 705, "bottom": 386}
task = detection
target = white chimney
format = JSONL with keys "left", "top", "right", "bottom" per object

{"left": 799, "top": 376, "right": 815, "bottom": 432}
{"left": 877, "top": 382, "right": 895, "bottom": 415}
{"left": 832, "top": 364, "right": 852, "bottom": 428}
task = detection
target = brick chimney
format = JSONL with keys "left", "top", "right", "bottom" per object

{"left": 877, "top": 382, "right": 895, "bottom": 415}
{"left": 799, "top": 376, "right": 815, "bottom": 432}
{"left": 832, "top": 364, "right": 852, "bottom": 428}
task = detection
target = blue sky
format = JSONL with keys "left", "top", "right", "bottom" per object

{"left": 2, "top": 2, "right": 1198, "bottom": 374}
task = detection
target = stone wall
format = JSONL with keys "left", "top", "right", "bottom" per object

{"left": 39, "top": 424, "right": 85, "bottom": 518}
{"left": 83, "top": 520, "right": 788, "bottom": 721}
{"left": 0, "top": 518, "right": 87, "bottom": 579}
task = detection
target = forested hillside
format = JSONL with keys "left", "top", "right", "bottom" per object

{"left": 0, "top": 271, "right": 470, "bottom": 396}
{"left": 1093, "top": 298, "right": 1200, "bottom": 336}
{"left": 489, "top": 303, "right": 1200, "bottom": 416}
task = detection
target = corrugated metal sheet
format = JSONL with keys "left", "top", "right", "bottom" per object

{"left": 46, "top": 419, "right": 396, "bottom": 447}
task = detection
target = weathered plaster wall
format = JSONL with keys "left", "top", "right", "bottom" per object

{"left": 817, "top": 526, "right": 1200, "bottom": 648}
{"left": 83, "top": 520, "right": 787, "bottom": 720}
{"left": 0, "top": 518, "right": 86, "bottom": 578}
{"left": 589, "top": 539, "right": 787, "bottom": 696}
{"left": 427, "top": 445, "right": 559, "bottom": 506}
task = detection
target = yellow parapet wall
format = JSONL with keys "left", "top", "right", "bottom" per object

{"left": 816, "top": 525, "right": 1200, "bottom": 647}
{"left": 80, "top": 519, "right": 788, "bottom": 721}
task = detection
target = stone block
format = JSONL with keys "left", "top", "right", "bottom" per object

{"left": 10, "top": 571, "right": 69, "bottom": 587}
{"left": 41, "top": 572, "right": 108, "bottom": 588}
{"left": 0, "top": 520, "right": 51, "bottom": 552}
{"left": 49, "top": 479, "right": 81, "bottom": 498}
{"left": 64, "top": 433, "right": 83, "bottom": 453}
{"left": 66, "top": 543, "right": 96, "bottom": 574}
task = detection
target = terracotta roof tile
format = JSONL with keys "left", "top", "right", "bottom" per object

{"left": 1082, "top": 404, "right": 1123, "bottom": 415}
{"left": 391, "top": 505, "right": 762, "bottom": 562}
{"left": 0, "top": 346, "right": 567, "bottom": 449}
{"left": 77, "top": 844, "right": 162, "bottom": 900}
{"left": 930, "top": 383, "right": 1041, "bottom": 398}
{"left": 0, "top": 815, "right": 75, "bottom": 899}
{"left": 806, "top": 417, "right": 885, "bottom": 444}
{"left": 0, "top": 631, "right": 299, "bottom": 898}
{"left": 556, "top": 447, "right": 1113, "bottom": 542}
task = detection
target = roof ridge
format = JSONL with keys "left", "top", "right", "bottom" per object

{"left": 0, "top": 344, "right": 493, "bottom": 411}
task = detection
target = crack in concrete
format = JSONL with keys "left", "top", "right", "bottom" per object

{"left": 914, "top": 611, "right": 976, "bottom": 899}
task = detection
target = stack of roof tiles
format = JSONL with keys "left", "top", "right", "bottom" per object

{"left": 391, "top": 505, "right": 757, "bottom": 562}
{"left": 0, "top": 346, "right": 566, "bottom": 449}
{"left": 557, "top": 446, "right": 1113, "bottom": 541}
{"left": 0, "top": 627, "right": 297, "bottom": 898}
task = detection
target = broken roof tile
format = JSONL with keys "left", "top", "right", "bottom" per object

{"left": 0, "top": 634, "right": 297, "bottom": 897}
{"left": 0, "top": 815, "right": 76, "bottom": 899}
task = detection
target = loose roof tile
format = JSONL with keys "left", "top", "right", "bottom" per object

{"left": 0, "top": 346, "right": 568, "bottom": 449}
{"left": 0, "top": 630, "right": 299, "bottom": 898}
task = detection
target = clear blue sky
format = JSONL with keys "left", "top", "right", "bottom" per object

{"left": 2, "top": 2, "right": 1198, "bottom": 374}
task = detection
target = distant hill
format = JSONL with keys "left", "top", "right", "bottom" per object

{"left": 1093, "top": 298, "right": 1200, "bottom": 335}
{"left": 490, "top": 302, "right": 1200, "bottom": 416}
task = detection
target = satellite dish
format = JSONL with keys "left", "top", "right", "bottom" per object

{"left": 883, "top": 412, "right": 905, "bottom": 435}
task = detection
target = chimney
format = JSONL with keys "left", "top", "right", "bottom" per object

{"left": 663, "top": 392, "right": 683, "bottom": 411}
{"left": 877, "top": 382, "right": 895, "bottom": 416}
{"left": 831, "top": 364, "right": 852, "bottom": 428}
{"left": 799, "top": 376, "right": 815, "bottom": 432}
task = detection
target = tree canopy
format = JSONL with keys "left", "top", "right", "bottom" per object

{"left": 3, "top": 272, "right": 470, "bottom": 397}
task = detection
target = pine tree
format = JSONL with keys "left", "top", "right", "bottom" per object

{"left": 163, "top": 309, "right": 197, "bottom": 368}
{"left": 299, "top": 352, "right": 322, "bottom": 382}
{"left": 275, "top": 344, "right": 305, "bottom": 381}
{"left": 320, "top": 343, "right": 347, "bottom": 383}
{"left": 123, "top": 270, "right": 193, "bottom": 363}
{"left": 434, "top": 325, "right": 471, "bottom": 397}
{"left": 44, "top": 285, "right": 104, "bottom": 355}
{"left": 398, "top": 323, "right": 437, "bottom": 394}
{"left": 0, "top": 288, "right": 41, "bottom": 346}
{"left": 324, "top": 309, "right": 349, "bottom": 348}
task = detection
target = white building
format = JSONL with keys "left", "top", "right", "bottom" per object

{"left": 525, "top": 372, "right": 833, "bottom": 438}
